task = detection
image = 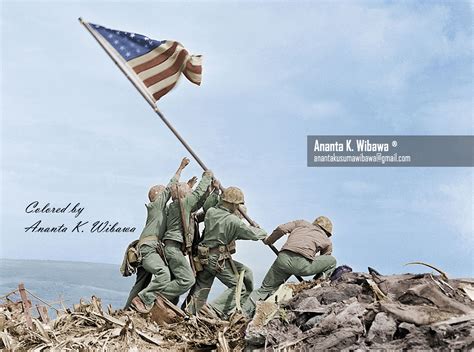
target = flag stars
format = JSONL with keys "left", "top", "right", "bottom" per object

{"left": 94, "top": 24, "right": 162, "bottom": 60}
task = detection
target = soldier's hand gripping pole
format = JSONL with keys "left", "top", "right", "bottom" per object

{"left": 154, "top": 109, "right": 303, "bottom": 283}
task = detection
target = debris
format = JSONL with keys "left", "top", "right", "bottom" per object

{"left": 36, "top": 305, "right": 50, "bottom": 324}
{"left": 330, "top": 264, "right": 353, "bottom": 281}
{"left": 367, "top": 312, "right": 397, "bottom": 343}
{"left": 2, "top": 271, "right": 473, "bottom": 350}
{"left": 431, "top": 313, "right": 474, "bottom": 326}
{"left": 0, "top": 285, "right": 247, "bottom": 350}
{"left": 405, "top": 261, "right": 449, "bottom": 280}
{"left": 367, "top": 278, "right": 388, "bottom": 301}
{"left": 149, "top": 293, "right": 185, "bottom": 325}
{"left": 274, "top": 284, "right": 294, "bottom": 303}
{"left": 379, "top": 301, "right": 454, "bottom": 325}
{"left": 234, "top": 270, "right": 246, "bottom": 312}
{"left": 245, "top": 301, "right": 279, "bottom": 345}
{"left": 368, "top": 266, "right": 381, "bottom": 276}
{"left": 18, "top": 283, "right": 33, "bottom": 329}
{"left": 246, "top": 271, "right": 474, "bottom": 350}
{"left": 460, "top": 284, "right": 474, "bottom": 301}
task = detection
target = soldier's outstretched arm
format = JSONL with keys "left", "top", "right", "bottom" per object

{"left": 234, "top": 220, "right": 267, "bottom": 241}
{"left": 164, "top": 158, "right": 190, "bottom": 190}
{"left": 192, "top": 182, "right": 219, "bottom": 223}
{"left": 202, "top": 180, "right": 221, "bottom": 212}
{"left": 173, "top": 157, "right": 190, "bottom": 182}
{"left": 186, "top": 170, "right": 213, "bottom": 211}
{"left": 264, "top": 219, "right": 309, "bottom": 245}
{"left": 157, "top": 158, "right": 191, "bottom": 207}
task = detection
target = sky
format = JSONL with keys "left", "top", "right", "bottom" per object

{"left": 1, "top": 0, "right": 473, "bottom": 285}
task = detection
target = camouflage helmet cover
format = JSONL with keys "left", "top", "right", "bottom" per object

{"left": 234, "top": 204, "right": 247, "bottom": 219}
{"left": 221, "top": 186, "right": 245, "bottom": 205}
{"left": 313, "top": 216, "right": 333, "bottom": 236}
{"left": 148, "top": 185, "right": 166, "bottom": 202}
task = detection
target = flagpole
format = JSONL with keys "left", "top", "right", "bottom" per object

{"left": 78, "top": 18, "right": 303, "bottom": 281}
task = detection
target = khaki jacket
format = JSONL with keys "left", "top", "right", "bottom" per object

{"left": 266, "top": 219, "right": 332, "bottom": 260}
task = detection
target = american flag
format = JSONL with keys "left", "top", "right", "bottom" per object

{"left": 88, "top": 22, "right": 202, "bottom": 101}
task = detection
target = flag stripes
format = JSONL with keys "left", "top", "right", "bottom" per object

{"left": 88, "top": 22, "right": 202, "bottom": 102}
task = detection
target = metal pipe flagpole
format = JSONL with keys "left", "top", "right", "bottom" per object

{"left": 78, "top": 17, "right": 303, "bottom": 282}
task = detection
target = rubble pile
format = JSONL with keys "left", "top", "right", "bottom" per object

{"left": 1, "top": 270, "right": 473, "bottom": 350}
{"left": 0, "top": 296, "right": 246, "bottom": 351}
{"left": 246, "top": 271, "right": 474, "bottom": 350}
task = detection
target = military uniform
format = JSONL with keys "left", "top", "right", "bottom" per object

{"left": 242, "top": 218, "right": 337, "bottom": 317}
{"left": 124, "top": 176, "right": 177, "bottom": 309}
{"left": 159, "top": 172, "right": 212, "bottom": 301}
{"left": 191, "top": 199, "right": 267, "bottom": 318}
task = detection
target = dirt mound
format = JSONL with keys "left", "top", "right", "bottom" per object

{"left": 1, "top": 271, "right": 473, "bottom": 350}
{"left": 246, "top": 271, "right": 474, "bottom": 350}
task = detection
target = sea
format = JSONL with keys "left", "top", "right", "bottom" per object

{"left": 0, "top": 258, "right": 225, "bottom": 316}
{"left": 1, "top": 258, "right": 136, "bottom": 312}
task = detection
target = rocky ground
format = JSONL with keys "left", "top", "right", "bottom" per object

{"left": 1, "top": 270, "right": 473, "bottom": 350}
{"left": 247, "top": 271, "right": 474, "bottom": 350}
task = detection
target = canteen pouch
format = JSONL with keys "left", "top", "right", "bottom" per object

{"left": 120, "top": 239, "right": 140, "bottom": 277}
{"left": 127, "top": 247, "right": 140, "bottom": 267}
{"left": 197, "top": 245, "right": 209, "bottom": 266}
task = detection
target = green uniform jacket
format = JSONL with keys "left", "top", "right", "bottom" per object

{"left": 138, "top": 175, "right": 178, "bottom": 242}
{"left": 201, "top": 204, "right": 267, "bottom": 247}
{"left": 162, "top": 174, "right": 212, "bottom": 243}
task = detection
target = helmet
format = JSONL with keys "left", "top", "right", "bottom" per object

{"left": 221, "top": 187, "right": 245, "bottom": 205}
{"left": 148, "top": 185, "right": 166, "bottom": 202}
{"left": 234, "top": 204, "right": 247, "bottom": 219}
{"left": 170, "top": 182, "right": 192, "bottom": 200}
{"left": 313, "top": 216, "right": 333, "bottom": 236}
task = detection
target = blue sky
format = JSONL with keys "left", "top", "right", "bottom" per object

{"left": 1, "top": 1, "right": 473, "bottom": 283}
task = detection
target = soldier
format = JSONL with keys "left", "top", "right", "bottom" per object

{"left": 242, "top": 216, "right": 337, "bottom": 318}
{"left": 158, "top": 169, "right": 213, "bottom": 303}
{"left": 126, "top": 157, "right": 190, "bottom": 313}
{"left": 190, "top": 186, "right": 267, "bottom": 319}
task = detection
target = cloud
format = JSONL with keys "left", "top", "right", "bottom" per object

{"left": 299, "top": 100, "right": 346, "bottom": 121}
{"left": 409, "top": 175, "right": 473, "bottom": 244}
{"left": 1, "top": 1, "right": 472, "bottom": 278}
{"left": 341, "top": 180, "right": 379, "bottom": 196}
{"left": 413, "top": 98, "right": 474, "bottom": 134}
{"left": 438, "top": 179, "right": 473, "bottom": 243}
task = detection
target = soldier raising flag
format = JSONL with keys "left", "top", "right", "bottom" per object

{"left": 80, "top": 19, "right": 307, "bottom": 319}
{"left": 79, "top": 18, "right": 303, "bottom": 282}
